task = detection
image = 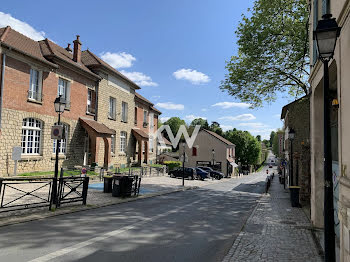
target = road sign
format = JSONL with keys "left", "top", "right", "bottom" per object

{"left": 12, "top": 147, "right": 22, "bottom": 161}
{"left": 51, "top": 125, "right": 64, "bottom": 139}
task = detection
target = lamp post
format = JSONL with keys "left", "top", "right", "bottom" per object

{"left": 52, "top": 95, "right": 66, "bottom": 204}
{"left": 314, "top": 13, "right": 341, "bottom": 262}
{"left": 182, "top": 142, "right": 186, "bottom": 186}
{"left": 288, "top": 128, "right": 295, "bottom": 186}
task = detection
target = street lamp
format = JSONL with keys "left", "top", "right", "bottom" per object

{"left": 314, "top": 13, "right": 341, "bottom": 262}
{"left": 182, "top": 142, "right": 186, "bottom": 186}
{"left": 288, "top": 128, "right": 295, "bottom": 186}
{"left": 212, "top": 149, "right": 215, "bottom": 168}
{"left": 52, "top": 95, "right": 66, "bottom": 204}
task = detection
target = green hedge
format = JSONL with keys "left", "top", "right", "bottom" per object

{"left": 163, "top": 161, "right": 182, "bottom": 171}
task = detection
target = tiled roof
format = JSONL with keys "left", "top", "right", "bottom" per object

{"left": 38, "top": 39, "right": 100, "bottom": 79}
{"left": 132, "top": 128, "right": 149, "bottom": 139}
{"left": 202, "top": 129, "right": 235, "bottom": 146}
{"left": 135, "top": 92, "right": 153, "bottom": 105}
{"left": 150, "top": 106, "right": 162, "bottom": 115}
{"left": 0, "top": 26, "right": 57, "bottom": 68}
{"left": 79, "top": 118, "right": 115, "bottom": 135}
{"left": 81, "top": 50, "right": 140, "bottom": 89}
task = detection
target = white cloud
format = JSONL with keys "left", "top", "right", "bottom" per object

{"left": 219, "top": 114, "right": 256, "bottom": 121}
{"left": 201, "top": 108, "right": 208, "bottom": 112}
{"left": 152, "top": 95, "right": 161, "bottom": 101}
{"left": 221, "top": 125, "right": 233, "bottom": 131}
{"left": 212, "top": 102, "right": 251, "bottom": 109}
{"left": 0, "top": 12, "right": 46, "bottom": 41}
{"left": 100, "top": 52, "right": 136, "bottom": 69}
{"left": 184, "top": 115, "right": 207, "bottom": 121}
{"left": 120, "top": 70, "right": 158, "bottom": 87}
{"left": 160, "top": 117, "right": 170, "bottom": 122}
{"left": 238, "top": 122, "right": 269, "bottom": 128}
{"left": 173, "top": 68, "right": 210, "bottom": 85}
{"left": 155, "top": 102, "right": 184, "bottom": 110}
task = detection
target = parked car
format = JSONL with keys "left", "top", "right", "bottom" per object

{"left": 169, "top": 167, "right": 196, "bottom": 180}
{"left": 197, "top": 166, "right": 223, "bottom": 180}
{"left": 195, "top": 168, "right": 209, "bottom": 180}
{"left": 269, "top": 165, "right": 273, "bottom": 168}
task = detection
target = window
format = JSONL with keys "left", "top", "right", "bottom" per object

{"left": 109, "top": 97, "right": 116, "bottom": 120}
{"left": 87, "top": 89, "right": 96, "bottom": 114}
{"left": 21, "top": 118, "right": 42, "bottom": 155}
{"left": 29, "top": 69, "right": 42, "bottom": 101}
{"left": 134, "top": 107, "right": 137, "bottom": 125}
{"left": 58, "top": 78, "right": 70, "bottom": 107}
{"left": 122, "top": 102, "right": 128, "bottom": 122}
{"left": 149, "top": 137, "right": 153, "bottom": 152}
{"left": 143, "top": 110, "right": 148, "bottom": 127}
{"left": 53, "top": 123, "right": 69, "bottom": 154}
{"left": 192, "top": 147, "right": 197, "bottom": 156}
{"left": 120, "top": 131, "right": 127, "bottom": 153}
{"left": 111, "top": 135, "right": 116, "bottom": 154}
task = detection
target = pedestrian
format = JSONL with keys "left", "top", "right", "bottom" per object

{"left": 81, "top": 167, "right": 87, "bottom": 177}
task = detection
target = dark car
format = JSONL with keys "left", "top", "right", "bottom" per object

{"left": 169, "top": 167, "right": 196, "bottom": 180}
{"left": 195, "top": 168, "right": 209, "bottom": 180}
{"left": 197, "top": 166, "right": 224, "bottom": 180}
{"left": 269, "top": 165, "right": 273, "bottom": 168}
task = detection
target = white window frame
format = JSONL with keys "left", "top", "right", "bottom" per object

{"left": 58, "top": 78, "right": 70, "bottom": 108}
{"left": 122, "top": 101, "right": 128, "bottom": 122}
{"left": 29, "top": 68, "right": 42, "bottom": 102}
{"left": 87, "top": 89, "right": 95, "bottom": 114}
{"left": 53, "top": 123, "right": 69, "bottom": 154}
{"left": 109, "top": 97, "right": 116, "bottom": 120}
{"left": 21, "top": 118, "right": 42, "bottom": 155}
{"left": 120, "top": 131, "right": 127, "bottom": 153}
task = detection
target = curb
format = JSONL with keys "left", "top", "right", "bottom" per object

{"left": 0, "top": 186, "right": 198, "bottom": 228}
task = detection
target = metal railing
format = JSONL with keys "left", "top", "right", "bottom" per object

{"left": 0, "top": 175, "right": 89, "bottom": 213}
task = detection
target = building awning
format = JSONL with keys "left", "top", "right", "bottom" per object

{"left": 79, "top": 118, "right": 115, "bottom": 135}
{"left": 132, "top": 128, "right": 149, "bottom": 140}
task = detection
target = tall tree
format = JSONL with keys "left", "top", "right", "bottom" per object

{"left": 190, "top": 118, "right": 209, "bottom": 129}
{"left": 163, "top": 117, "right": 186, "bottom": 138}
{"left": 209, "top": 121, "right": 223, "bottom": 136}
{"left": 221, "top": 0, "right": 309, "bottom": 107}
{"left": 256, "top": 135, "right": 261, "bottom": 142}
{"left": 269, "top": 131, "right": 276, "bottom": 147}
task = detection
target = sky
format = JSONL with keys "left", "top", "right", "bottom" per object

{"left": 0, "top": 0, "right": 294, "bottom": 139}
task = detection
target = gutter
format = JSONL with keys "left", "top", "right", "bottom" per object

{"left": 0, "top": 53, "right": 5, "bottom": 129}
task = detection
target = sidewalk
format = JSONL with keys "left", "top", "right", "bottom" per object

{"left": 223, "top": 175, "right": 323, "bottom": 262}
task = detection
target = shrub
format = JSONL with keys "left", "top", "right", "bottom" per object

{"left": 163, "top": 161, "right": 182, "bottom": 171}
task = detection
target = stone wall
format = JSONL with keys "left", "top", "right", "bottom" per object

{"left": 0, "top": 108, "right": 85, "bottom": 176}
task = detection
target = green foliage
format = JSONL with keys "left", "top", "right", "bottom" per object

{"left": 256, "top": 135, "right": 261, "bottom": 141}
{"left": 163, "top": 161, "right": 182, "bottom": 171}
{"left": 164, "top": 117, "right": 186, "bottom": 137}
{"left": 225, "top": 129, "right": 261, "bottom": 166}
{"left": 221, "top": 0, "right": 309, "bottom": 107}
{"left": 209, "top": 121, "right": 223, "bottom": 136}
{"left": 190, "top": 118, "right": 209, "bottom": 129}
{"left": 269, "top": 131, "right": 276, "bottom": 147}
{"left": 262, "top": 139, "right": 269, "bottom": 147}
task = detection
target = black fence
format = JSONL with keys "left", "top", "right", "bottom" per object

{"left": 0, "top": 176, "right": 89, "bottom": 213}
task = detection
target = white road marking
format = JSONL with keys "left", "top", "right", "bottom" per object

{"left": 29, "top": 197, "right": 204, "bottom": 262}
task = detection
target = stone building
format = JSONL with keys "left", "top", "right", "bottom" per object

{"left": 180, "top": 129, "right": 236, "bottom": 177}
{"left": 281, "top": 95, "right": 311, "bottom": 204}
{"left": 308, "top": 0, "right": 350, "bottom": 259}
{"left": 132, "top": 93, "right": 160, "bottom": 165}
{"left": 0, "top": 26, "right": 160, "bottom": 176}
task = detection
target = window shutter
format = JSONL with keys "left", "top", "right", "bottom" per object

{"left": 66, "top": 81, "right": 71, "bottom": 108}
{"left": 38, "top": 71, "right": 43, "bottom": 102}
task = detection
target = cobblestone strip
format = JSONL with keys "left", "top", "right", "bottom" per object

{"left": 222, "top": 176, "right": 323, "bottom": 262}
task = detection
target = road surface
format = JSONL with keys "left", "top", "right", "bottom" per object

{"left": 0, "top": 162, "right": 276, "bottom": 262}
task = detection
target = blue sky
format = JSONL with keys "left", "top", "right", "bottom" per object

{"left": 0, "top": 0, "right": 295, "bottom": 139}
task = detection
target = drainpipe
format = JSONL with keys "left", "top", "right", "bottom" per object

{"left": 0, "top": 53, "right": 5, "bottom": 129}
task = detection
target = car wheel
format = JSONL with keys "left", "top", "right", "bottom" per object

{"left": 170, "top": 173, "right": 175, "bottom": 178}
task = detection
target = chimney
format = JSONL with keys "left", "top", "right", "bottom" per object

{"left": 65, "top": 43, "right": 72, "bottom": 53}
{"left": 73, "top": 35, "right": 81, "bottom": 63}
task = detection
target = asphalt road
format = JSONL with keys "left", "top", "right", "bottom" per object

{"left": 0, "top": 161, "right": 276, "bottom": 262}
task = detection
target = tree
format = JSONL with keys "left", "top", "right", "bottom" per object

{"left": 269, "top": 131, "right": 276, "bottom": 147}
{"left": 163, "top": 117, "right": 186, "bottom": 138}
{"left": 262, "top": 139, "right": 269, "bottom": 148}
{"left": 225, "top": 129, "right": 261, "bottom": 166}
{"left": 256, "top": 135, "right": 261, "bottom": 142}
{"left": 209, "top": 121, "right": 223, "bottom": 136}
{"left": 190, "top": 118, "right": 209, "bottom": 129}
{"left": 272, "top": 133, "right": 279, "bottom": 156}
{"left": 221, "top": 0, "right": 309, "bottom": 107}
